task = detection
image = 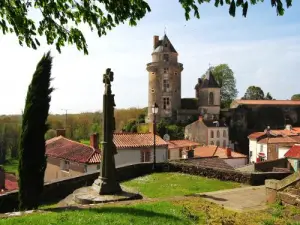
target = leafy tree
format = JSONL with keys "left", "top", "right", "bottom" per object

{"left": 0, "top": 0, "right": 292, "bottom": 54}
{"left": 18, "top": 51, "right": 54, "bottom": 210}
{"left": 291, "top": 94, "right": 300, "bottom": 100}
{"left": 242, "top": 86, "right": 265, "bottom": 100}
{"left": 203, "top": 64, "right": 238, "bottom": 108}
{"left": 265, "top": 92, "right": 274, "bottom": 100}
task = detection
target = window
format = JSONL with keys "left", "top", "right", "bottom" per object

{"left": 210, "top": 130, "right": 214, "bottom": 138}
{"left": 174, "top": 72, "right": 178, "bottom": 75}
{"left": 168, "top": 150, "right": 170, "bottom": 159}
{"left": 84, "top": 165, "right": 87, "bottom": 173}
{"left": 163, "top": 97, "right": 170, "bottom": 110}
{"left": 216, "top": 140, "right": 220, "bottom": 146}
{"left": 62, "top": 160, "right": 70, "bottom": 172}
{"left": 163, "top": 79, "right": 170, "bottom": 92}
{"left": 260, "top": 144, "right": 263, "bottom": 152}
{"left": 209, "top": 92, "right": 214, "bottom": 105}
{"left": 179, "top": 148, "right": 183, "bottom": 158}
{"left": 250, "top": 151, "right": 253, "bottom": 158}
{"left": 217, "top": 130, "right": 220, "bottom": 138}
{"left": 164, "top": 42, "right": 168, "bottom": 47}
{"left": 151, "top": 88, "right": 155, "bottom": 93}
{"left": 210, "top": 141, "right": 214, "bottom": 145}
{"left": 151, "top": 72, "right": 155, "bottom": 75}
{"left": 141, "top": 151, "right": 151, "bottom": 162}
{"left": 164, "top": 68, "right": 169, "bottom": 73}
{"left": 223, "top": 130, "right": 227, "bottom": 137}
{"left": 97, "top": 164, "right": 100, "bottom": 170}
{"left": 163, "top": 54, "right": 169, "bottom": 62}
{"left": 223, "top": 140, "right": 226, "bottom": 147}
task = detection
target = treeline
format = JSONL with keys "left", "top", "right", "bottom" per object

{"left": 0, "top": 107, "right": 146, "bottom": 164}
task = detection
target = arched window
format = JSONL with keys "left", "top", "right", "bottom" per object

{"left": 210, "top": 141, "right": 214, "bottom": 145}
{"left": 223, "top": 140, "right": 226, "bottom": 147}
{"left": 209, "top": 92, "right": 214, "bottom": 105}
{"left": 210, "top": 130, "right": 214, "bottom": 138}
{"left": 217, "top": 130, "right": 220, "bottom": 138}
{"left": 216, "top": 140, "right": 220, "bottom": 146}
{"left": 223, "top": 130, "right": 227, "bottom": 137}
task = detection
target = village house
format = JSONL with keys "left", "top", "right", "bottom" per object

{"left": 184, "top": 116, "right": 230, "bottom": 148}
{"left": 248, "top": 125, "right": 300, "bottom": 163}
{"left": 284, "top": 144, "right": 300, "bottom": 172}
{"left": 167, "top": 139, "right": 201, "bottom": 160}
{"left": 45, "top": 130, "right": 168, "bottom": 182}
{"left": 193, "top": 145, "right": 248, "bottom": 168}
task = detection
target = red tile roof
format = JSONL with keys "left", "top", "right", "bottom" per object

{"left": 258, "top": 136, "right": 298, "bottom": 144}
{"left": 194, "top": 145, "right": 247, "bottom": 159}
{"left": 46, "top": 136, "right": 101, "bottom": 164}
{"left": 0, "top": 173, "right": 18, "bottom": 194}
{"left": 168, "top": 140, "right": 201, "bottom": 149}
{"left": 284, "top": 144, "right": 300, "bottom": 159}
{"left": 232, "top": 100, "right": 300, "bottom": 107}
{"left": 113, "top": 133, "right": 167, "bottom": 149}
{"left": 248, "top": 132, "right": 265, "bottom": 140}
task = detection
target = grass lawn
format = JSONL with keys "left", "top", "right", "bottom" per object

{"left": 2, "top": 198, "right": 300, "bottom": 225}
{"left": 0, "top": 159, "right": 18, "bottom": 175}
{"left": 122, "top": 172, "right": 242, "bottom": 198}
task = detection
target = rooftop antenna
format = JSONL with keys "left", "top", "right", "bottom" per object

{"left": 164, "top": 26, "right": 167, "bottom": 35}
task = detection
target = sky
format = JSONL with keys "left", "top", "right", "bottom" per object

{"left": 0, "top": 1, "right": 300, "bottom": 115}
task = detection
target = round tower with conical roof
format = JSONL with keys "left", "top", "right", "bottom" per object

{"left": 146, "top": 35, "right": 183, "bottom": 123}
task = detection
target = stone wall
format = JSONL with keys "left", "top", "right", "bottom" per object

{"left": 0, "top": 162, "right": 161, "bottom": 213}
{"left": 255, "top": 158, "right": 290, "bottom": 172}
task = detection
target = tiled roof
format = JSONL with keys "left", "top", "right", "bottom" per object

{"left": 284, "top": 144, "right": 300, "bottom": 159}
{"left": 180, "top": 157, "right": 234, "bottom": 170}
{"left": 153, "top": 35, "right": 177, "bottom": 53}
{"left": 1, "top": 173, "right": 18, "bottom": 194}
{"left": 258, "top": 136, "right": 298, "bottom": 144}
{"left": 231, "top": 100, "right": 300, "bottom": 108}
{"left": 200, "top": 69, "right": 220, "bottom": 88}
{"left": 194, "top": 145, "right": 247, "bottom": 159}
{"left": 248, "top": 132, "right": 265, "bottom": 140}
{"left": 113, "top": 133, "right": 168, "bottom": 149}
{"left": 168, "top": 140, "right": 201, "bottom": 149}
{"left": 46, "top": 136, "right": 101, "bottom": 164}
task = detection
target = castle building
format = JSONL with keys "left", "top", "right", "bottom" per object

{"left": 146, "top": 34, "right": 221, "bottom": 123}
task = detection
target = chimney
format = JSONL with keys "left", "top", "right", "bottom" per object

{"left": 56, "top": 129, "right": 66, "bottom": 137}
{"left": 153, "top": 35, "right": 159, "bottom": 50}
{"left": 226, "top": 147, "right": 232, "bottom": 158}
{"left": 198, "top": 116, "right": 203, "bottom": 121}
{"left": 285, "top": 124, "right": 292, "bottom": 131}
{"left": 90, "top": 133, "right": 99, "bottom": 149}
{"left": 0, "top": 166, "right": 5, "bottom": 190}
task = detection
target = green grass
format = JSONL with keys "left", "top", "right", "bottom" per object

{"left": 122, "top": 172, "right": 242, "bottom": 198}
{"left": 1, "top": 201, "right": 202, "bottom": 225}
{"left": 0, "top": 159, "right": 18, "bottom": 175}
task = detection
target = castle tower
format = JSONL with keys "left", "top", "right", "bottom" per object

{"left": 196, "top": 68, "right": 221, "bottom": 120}
{"left": 146, "top": 35, "right": 183, "bottom": 122}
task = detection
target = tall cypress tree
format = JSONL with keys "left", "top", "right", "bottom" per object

{"left": 18, "top": 51, "right": 54, "bottom": 210}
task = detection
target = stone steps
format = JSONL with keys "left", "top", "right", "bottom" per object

{"left": 278, "top": 191, "right": 300, "bottom": 206}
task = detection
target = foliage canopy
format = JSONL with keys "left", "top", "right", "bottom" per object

{"left": 0, "top": 0, "right": 293, "bottom": 54}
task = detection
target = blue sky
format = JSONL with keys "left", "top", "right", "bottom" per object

{"left": 0, "top": 1, "right": 300, "bottom": 115}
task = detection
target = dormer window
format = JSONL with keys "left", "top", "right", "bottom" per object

{"left": 164, "top": 43, "right": 168, "bottom": 47}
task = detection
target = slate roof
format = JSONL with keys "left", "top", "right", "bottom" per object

{"left": 284, "top": 144, "right": 300, "bottom": 159}
{"left": 200, "top": 69, "right": 220, "bottom": 88}
{"left": 46, "top": 136, "right": 101, "bottom": 164}
{"left": 113, "top": 133, "right": 168, "bottom": 149}
{"left": 168, "top": 140, "right": 201, "bottom": 149}
{"left": 194, "top": 145, "right": 247, "bottom": 159}
{"left": 180, "top": 157, "right": 234, "bottom": 170}
{"left": 153, "top": 34, "right": 177, "bottom": 53}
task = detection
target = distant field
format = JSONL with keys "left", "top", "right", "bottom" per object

{"left": 123, "top": 172, "right": 242, "bottom": 198}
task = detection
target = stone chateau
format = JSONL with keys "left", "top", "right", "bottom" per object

{"left": 146, "top": 34, "right": 221, "bottom": 123}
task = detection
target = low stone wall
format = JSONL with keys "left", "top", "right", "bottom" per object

{"left": 255, "top": 158, "right": 289, "bottom": 172}
{"left": 169, "top": 162, "right": 291, "bottom": 185}
{"left": 0, "top": 162, "right": 161, "bottom": 213}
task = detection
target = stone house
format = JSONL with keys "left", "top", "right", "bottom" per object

{"left": 146, "top": 34, "right": 221, "bottom": 123}
{"left": 284, "top": 144, "right": 300, "bottom": 172}
{"left": 184, "top": 116, "right": 230, "bottom": 147}
{"left": 45, "top": 133, "right": 101, "bottom": 182}
{"left": 167, "top": 139, "right": 201, "bottom": 160}
{"left": 248, "top": 125, "right": 300, "bottom": 163}
{"left": 193, "top": 145, "right": 248, "bottom": 168}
